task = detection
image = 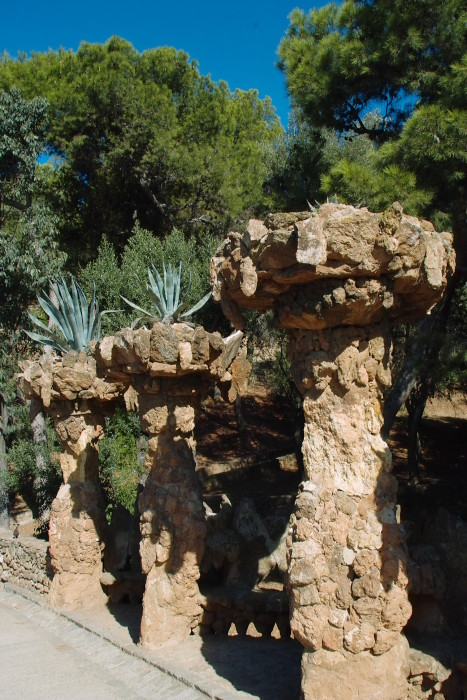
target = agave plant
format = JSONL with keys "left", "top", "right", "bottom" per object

{"left": 25, "top": 277, "right": 115, "bottom": 354}
{"left": 121, "top": 261, "right": 211, "bottom": 326}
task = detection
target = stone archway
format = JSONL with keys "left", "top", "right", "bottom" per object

{"left": 210, "top": 202, "right": 454, "bottom": 699}
{"left": 19, "top": 322, "right": 243, "bottom": 648}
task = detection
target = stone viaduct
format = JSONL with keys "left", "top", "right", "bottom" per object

{"left": 19, "top": 202, "right": 454, "bottom": 699}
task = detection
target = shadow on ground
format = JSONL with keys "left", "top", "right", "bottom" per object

{"left": 105, "top": 599, "right": 302, "bottom": 699}
{"left": 107, "top": 602, "right": 142, "bottom": 644}
{"left": 200, "top": 634, "right": 302, "bottom": 700}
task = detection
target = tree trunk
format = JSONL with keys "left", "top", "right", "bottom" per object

{"left": 292, "top": 386, "right": 304, "bottom": 473}
{"left": 233, "top": 394, "right": 248, "bottom": 441}
{"left": 405, "top": 380, "right": 430, "bottom": 484}
{"left": 0, "top": 394, "right": 9, "bottom": 528}
{"left": 29, "top": 283, "right": 58, "bottom": 522}
{"left": 382, "top": 314, "right": 436, "bottom": 440}
{"left": 382, "top": 272, "right": 459, "bottom": 488}
{"left": 382, "top": 275, "right": 457, "bottom": 440}
{"left": 30, "top": 397, "right": 49, "bottom": 518}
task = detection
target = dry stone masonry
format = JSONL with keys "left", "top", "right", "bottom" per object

{"left": 19, "top": 322, "right": 243, "bottom": 648}
{"left": 211, "top": 202, "right": 454, "bottom": 699}
{"left": 0, "top": 530, "right": 52, "bottom": 594}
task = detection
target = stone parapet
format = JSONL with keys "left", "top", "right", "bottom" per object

{"left": 211, "top": 202, "right": 454, "bottom": 331}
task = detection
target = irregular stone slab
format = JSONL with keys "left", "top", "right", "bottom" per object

{"left": 211, "top": 202, "right": 454, "bottom": 330}
{"left": 301, "top": 636, "right": 410, "bottom": 700}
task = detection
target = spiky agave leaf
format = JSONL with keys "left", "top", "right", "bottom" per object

{"left": 178, "top": 290, "right": 212, "bottom": 319}
{"left": 58, "top": 277, "right": 83, "bottom": 348}
{"left": 122, "top": 261, "right": 211, "bottom": 325}
{"left": 146, "top": 265, "right": 167, "bottom": 318}
{"left": 36, "top": 285, "right": 73, "bottom": 345}
{"left": 24, "top": 327, "right": 69, "bottom": 354}
{"left": 25, "top": 277, "right": 116, "bottom": 354}
{"left": 164, "top": 262, "right": 176, "bottom": 317}
{"left": 173, "top": 262, "right": 182, "bottom": 311}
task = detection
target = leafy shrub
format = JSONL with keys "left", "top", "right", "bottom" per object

{"left": 7, "top": 415, "right": 61, "bottom": 519}
{"left": 25, "top": 276, "right": 116, "bottom": 354}
{"left": 122, "top": 261, "right": 211, "bottom": 325}
{"left": 80, "top": 224, "right": 219, "bottom": 334}
{"left": 99, "top": 406, "right": 147, "bottom": 520}
{"left": 244, "top": 310, "right": 297, "bottom": 404}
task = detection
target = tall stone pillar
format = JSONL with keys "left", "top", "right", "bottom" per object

{"left": 18, "top": 351, "right": 114, "bottom": 609}
{"left": 48, "top": 398, "right": 108, "bottom": 609}
{"left": 210, "top": 202, "right": 455, "bottom": 699}
{"left": 138, "top": 381, "right": 207, "bottom": 648}
{"left": 287, "top": 324, "right": 411, "bottom": 698}
{"left": 110, "top": 320, "right": 244, "bottom": 649}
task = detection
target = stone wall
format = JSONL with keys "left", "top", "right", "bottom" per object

{"left": 0, "top": 530, "right": 52, "bottom": 595}
{"left": 197, "top": 588, "right": 290, "bottom": 639}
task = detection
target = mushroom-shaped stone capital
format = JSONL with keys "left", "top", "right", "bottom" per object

{"left": 211, "top": 203, "right": 455, "bottom": 330}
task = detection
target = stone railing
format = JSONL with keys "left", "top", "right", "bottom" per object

{"left": 211, "top": 202, "right": 455, "bottom": 700}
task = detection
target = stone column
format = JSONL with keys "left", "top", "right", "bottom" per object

{"left": 210, "top": 202, "right": 454, "bottom": 699}
{"left": 48, "top": 399, "right": 108, "bottom": 609}
{"left": 287, "top": 324, "right": 411, "bottom": 698}
{"left": 137, "top": 378, "right": 207, "bottom": 649}
{"left": 18, "top": 350, "right": 123, "bottom": 610}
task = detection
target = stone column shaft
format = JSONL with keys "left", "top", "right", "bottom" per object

{"left": 138, "top": 385, "right": 207, "bottom": 649}
{"left": 210, "top": 203, "right": 454, "bottom": 699}
{"left": 48, "top": 400, "right": 107, "bottom": 609}
{"left": 19, "top": 324, "right": 243, "bottom": 632}
{"left": 287, "top": 325, "right": 411, "bottom": 698}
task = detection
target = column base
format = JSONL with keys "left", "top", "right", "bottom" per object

{"left": 140, "top": 565, "right": 203, "bottom": 649}
{"left": 48, "top": 482, "right": 107, "bottom": 609}
{"left": 301, "top": 635, "right": 410, "bottom": 700}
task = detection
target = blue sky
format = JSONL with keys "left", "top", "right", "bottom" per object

{"left": 1, "top": 0, "right": 325, "bottom": 126}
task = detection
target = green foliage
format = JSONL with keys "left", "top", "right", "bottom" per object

{"left": 0, "top": 88, "right": 66, "bottom": 333}
{"left": 0, "top": 87, "right": 66, "bottom": 524}
{"left": 0, "top": 39, "right": 282, "bottom": 266}
{"left": 6, "top": 437, "right": 36, "bottom": 498}
{"left": 77, "top": 237, "right": 124, "bottom": 334}
{"left": 25, "top": 276, "right": 116, "bottom": 353}
{"left": 79, "top": 224, "right": 219, "bottom": 334}
{"left": 278, "top": 0, "right": 466, "bottom": 267}
{"left": 321, "top": 157, "right": 432, "bottom": 215}
{"left": 389, "top": 103, "right": 467, "bottom": 235}
{"left": 121, "top": 225, "right": 217, "bottom": 316}
{"left": 0, "top": 87, "right": 48, "bottom": 214}
{"left": 244, "top": 310, "right": 297, "bottom": 405}
{"left": 278, "top": 0, "right": 466, "bottom": 141}
{"left": 7, "top": 415, "right": 61, "bottom": 518}
{"left": 0, "top": 206, "right": 66, "bottom": 333}
{"left": 99, "top": 406, "right": 146, "bottom": 518}
{"left": 436, "top": 279, "right": 467, "bottom": 389}
{"left": 0, "top": 338, "right": 28, "bottom": 436}
{"left": 122, "top": 261, "right": 211, "bottom": 325}
{"left": 262, "top": 113, "right": 327, "bottom": 211}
